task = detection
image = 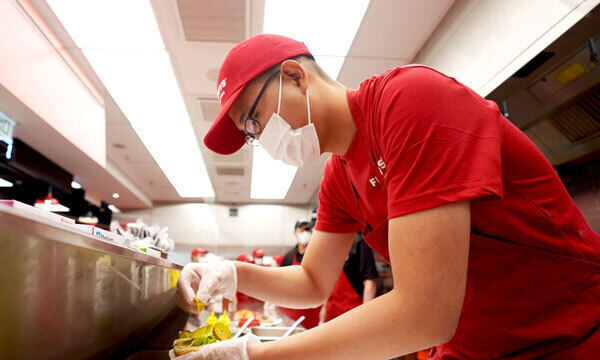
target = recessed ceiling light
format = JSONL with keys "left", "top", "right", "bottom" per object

{"left": 108, "top": 204, "right": 120, "bottom": 213}
{"left": 112, "top": 193, "right": 119, "bottom": 199}
{"left": 71, "top": 181, "right": 81, "bottom": 189}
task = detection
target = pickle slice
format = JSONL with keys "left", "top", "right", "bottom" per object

{"left": 191, "top": 325, "right": 213, "bottom": 339}
{"left": 213, "top": 323, "right": 231, "bottom": 341}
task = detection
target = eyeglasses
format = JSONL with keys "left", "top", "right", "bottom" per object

{"left": 244, "top": 68, "right": 281, "bottom": 145}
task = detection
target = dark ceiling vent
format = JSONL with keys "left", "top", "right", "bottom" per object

{"left": 216, "top": 167, "right": 245, "bottom": 176}
{"left": 229, "top": 207, "right": 238, "bottom": 217}
{"left": 177, "top": 0, "right": 245, "bottom": 42}
{"left": 513, "top": 51, "right": 556, "bottom": 78}
{"left": 549, "top": 88, "right": 600, "bottom": 142}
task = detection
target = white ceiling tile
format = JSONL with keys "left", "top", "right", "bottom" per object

{"left": 348, "top": 0, "right": 455, "bottom": 59}
{"left": 175, "top": 43, "right": 233, "bottom": 96}
{"left": 211, "top": 150, "right": 246, "bottom": 164}
{"left": 24, "top": 0, "right": 455, "bottom": 207}
{"left": 200, "top": 100, "right": 221, "bottom": 123}
{"left": 106, "top": 123, "right": 156, "bottom": 164}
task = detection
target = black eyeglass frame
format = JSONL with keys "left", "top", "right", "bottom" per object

{"left": 244, "top": 68, "right": 281, "bottom": 145}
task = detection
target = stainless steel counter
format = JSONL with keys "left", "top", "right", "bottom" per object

{"left": 0, "top": 205, "right": 184, "bottom": 359}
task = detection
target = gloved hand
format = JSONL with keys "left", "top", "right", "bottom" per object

{"left": 175, "top": 334, "right": 260, "bottom": 360}
{"left": 176, "top": 260, "right": 237, "bottom": 314}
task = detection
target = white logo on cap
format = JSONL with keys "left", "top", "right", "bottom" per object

{"left": 217, "top": 78, "right": 227, "bottom": 102}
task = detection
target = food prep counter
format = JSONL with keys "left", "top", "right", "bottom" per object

{"left": 0, "top": 204, "right": 187, "bottom": 359}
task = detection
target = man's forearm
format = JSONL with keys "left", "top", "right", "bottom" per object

{"left": 363, "top": 279, "right": 377, "bottom": 303}
{"left": 235, "top": 261, "right": 326, "bottom": 308}
{"left": 318, "top": 302, "right": 327, "bottom": 324}
{"left": 247, "top": 289, "right": 449, "bottom": 360}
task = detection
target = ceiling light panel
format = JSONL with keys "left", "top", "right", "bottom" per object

{"left": 263, "top": 0, "right": 370, "bottom": 79}
{"left": 47, "top": 0, "right": 214, "bottom": 198}
{"left": 47, "top": 0, "right": 163, "bottom": 49}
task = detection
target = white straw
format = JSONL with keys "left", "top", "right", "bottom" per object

{"left": 233, "top": 317, "right": 253, "bottom": 339}
{"left": 282, "top": 316, "right": 305, "bottom": 338}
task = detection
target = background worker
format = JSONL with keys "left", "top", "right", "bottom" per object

{"left": 190, "top": 247, "right": 207, "bottom": 263}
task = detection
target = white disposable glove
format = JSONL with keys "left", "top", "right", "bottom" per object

{"left": 176, "top": 260, "right": 237, "bottom": 314}
{"left": 175, "top": 334, "right": 260, "bottom": 360}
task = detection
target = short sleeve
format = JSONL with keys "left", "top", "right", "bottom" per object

{"left": 314, "top": 157, "right": 364, "bottom": 233}
{"left": 377, "top": 67, "right": 503, "bottom": 219}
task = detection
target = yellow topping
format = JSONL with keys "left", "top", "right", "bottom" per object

{"left": 193, "top": 297, "right": 205, "bottom": 313}
{"left": 213, "top": 323, "right": 231, "bottom": 341}
{"left": 217, "top": 310, "right": 231, "bottom": 327}
{"left": 206, "top": 311, "right": 218, "bottom": 327}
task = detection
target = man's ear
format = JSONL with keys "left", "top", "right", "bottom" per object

{"left": 280, "top": 60, "right": 308, "bottom": 93}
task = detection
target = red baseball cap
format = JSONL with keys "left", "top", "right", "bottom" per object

{"left": 252, "top": 248, "right": 264, "bottom": 258}
{"left": 273, "top": 254, "right": 284, "bottom": 266}
{"left": 237, "top": 254, "right": 252, "bottom": 263}
{"left": 191, "top": 247, "right": 208, "bottom": 256}
{"left": 204, "top": 34, "right": 312, "bottom": 155}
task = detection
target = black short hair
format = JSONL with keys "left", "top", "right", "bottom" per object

{"left": 294, "top": 221, "right": 311, "bottom": 231}
{"left": 255, "top": 54, "right": 330, "bottom": 84}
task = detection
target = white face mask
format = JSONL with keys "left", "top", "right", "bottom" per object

{"left": 259, "top": 73, "right": 320, "bottom": 167}
{"left": 297, "top": 231, "right": 311, "bottom": 245}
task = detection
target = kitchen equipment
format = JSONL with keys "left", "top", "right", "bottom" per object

{"left": 0, "top": 204, "right": 183, "bottom": 359}
{"left": 250, "top": 326, "right": 304, "bottom": 342}
{"left": 282, "top": 316, "right": 305, "bottom": 338}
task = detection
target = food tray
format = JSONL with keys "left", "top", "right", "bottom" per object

{"left": 250, "top": 326, "right": 304, "bottom": 342}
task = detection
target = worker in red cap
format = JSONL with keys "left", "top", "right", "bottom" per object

{"left": 272, "top": 254, "right": 284, "bottom": 266}
{"left": 237, "top": 253, "right": 252, "bottom": 263}
{"left": 251, "top": 248, "right": 265, "bottom": 265}
{"left": 176, "top": 34, "right": 600, "bottom": 359}
{"left": 190, "top": 247, "right": 207, "bottom": 263}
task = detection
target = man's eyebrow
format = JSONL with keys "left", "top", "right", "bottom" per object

{"left": 238, "top": 108, "right": 248, "bottom": 125}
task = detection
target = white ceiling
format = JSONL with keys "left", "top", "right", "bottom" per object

{"left": 149, "top": 0, "right": 455, "bottom": 206}
{"left": 16, "top": 0, "right": 454, "bottom": 209}
{"left": 339, "top": 0, "right": 455, "bottom": 88}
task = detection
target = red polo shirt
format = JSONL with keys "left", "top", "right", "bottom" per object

{"left": 314, "top": 65, "right": 600, "bottom": 359}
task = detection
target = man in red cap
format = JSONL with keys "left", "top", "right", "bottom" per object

{"left": 251, "top": 248, "right": 265, "bottom": 266}
{"left": 190, "top": 247, "right": 207, "bottom": 263}
{"left": 176, "top": 34, "right": 600, "bottom": 359}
